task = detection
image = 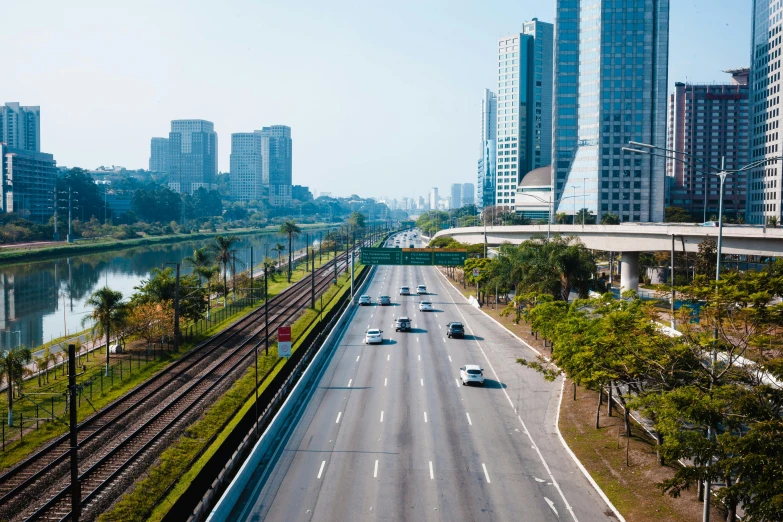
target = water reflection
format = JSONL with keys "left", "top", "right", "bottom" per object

{"left": 0, "top": 229, "right": 331, "bottom": 351}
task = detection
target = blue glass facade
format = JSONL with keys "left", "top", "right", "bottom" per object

{"left": 553, "top": 0, "right": 669, "bottom": 222}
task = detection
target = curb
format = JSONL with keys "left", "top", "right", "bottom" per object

{"left": 436, "top": 269, "right": 626, "bottom": 522}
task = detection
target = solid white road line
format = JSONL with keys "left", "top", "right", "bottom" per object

{"left": 418, "top": 354, "right": 421, "bottom": 361}
{"left": 380, "top": 411, "right": 384, "bottom": 422}
{"left": 482, "top": 463, "right": 491, "bottom": 483}
{"left": 424, "top": 411, "right": 428, "bottom": 423}
{"left": 420, "top": 378, "right": 424, "bottom": 387}
{"left": 416, "top": 337, "right": 419, "bottom": 342}
{"left": 384, "top": 378, "right": 387, "bottom": 386}
{"left": 356, "top": 355, "right": 361, "bottom": 362}
{"left": 347, "top": 379, "right": 352, "bottom": 388}
{"left": 466, "top": 412, "right": 473, "bottom": 425}
{"left": 443, "top": 338, "right": 446, "bottom": 342}
{"left": 455, "top": 378, "right": 460, "bottom": 387}
{"left": 317, "top": 460, "right": 326, "bottom": 479}
{"left": 387, "top": 354, "right": 390, "bottom": 361}
{"left": 429, "top": 461, "right": 434, "bottom": 480}
{"left": 336, "top": 412, "right": 342, "bottom": 424}
{"left": 448, "top": 355, "right": 452, "bottom": 362}
{"left": 374, "top": 459, "right": 379, "bottom": 478}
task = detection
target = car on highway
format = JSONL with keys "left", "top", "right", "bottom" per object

{"left": 701, "top": 221, "right": 719, "bottom": 227}
{"left": 364, "top": 328, "right": 383, "bottom": 344}
{"left": 416, "top": 284, "right": 427, "bottom": 294}
{"left": 358, "top": 295, "right": 371, "bottom": 306}
{"left": 378, "top": 295, "right": 391, "bottom": 306}
{"left": 446, "top": 322, "right": 464, "bottom": 338}
{"left": 108, "top": 343, "right": 123, "bottom": 354}
{"left": 419, "top": 301, "right": 433, "bottom": 312}
{"left": 460, "top": 364, "right": 485, "bottom": 386}
{"left": 399, "top": 286, "right": 410, "bottom": 296}
{"left": 409, "top": 244, "right": 415, "bottom": 248}
{"left": 395, "top": 317, "right": 411, "bottom": 332}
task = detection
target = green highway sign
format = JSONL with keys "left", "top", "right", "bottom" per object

{"left": 360, "top": 248, "right": 402, "bottom": 265}
{"left": 433, "top": 251, "right": 467, "bottom": 266}
{"left": 361, "top": 248, "right": 466, "bottom": 266}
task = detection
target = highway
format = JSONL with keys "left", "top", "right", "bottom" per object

{"left": 226, "top": 233, "right": 615, "bottom": 521}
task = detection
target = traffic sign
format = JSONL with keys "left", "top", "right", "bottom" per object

{"left": 433, "top": 251, "right": 467, "bottom": 266}
{"left": 360, "top": 248, "right": 402, "bottom": 265}
{"left": 473, "top": 268, "right": 480, "bottom": 277}
{"left": 402, "top": 250, "right": 433, "bottom": 265}
{"left": 278, "top": 326, "right": 292, "bottom": 357}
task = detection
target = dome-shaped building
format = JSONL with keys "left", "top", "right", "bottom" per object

{"left": 514, "top": 165, "right": 552, "bottom": 221}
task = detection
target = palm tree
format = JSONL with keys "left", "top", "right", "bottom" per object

{"left": 0, "top": 346, "right": 32, "bottom": 425}
{"left": 279, "top": 221, "right": 302, "bottom": 282}
{"left": 272, "top": 243, "right": 286, "bottom": 271}
{"left": 184, "top": 246, "right": 213, "bottom": 287}
{"left": 83, "top": 287, "right": 126, "bottom": 377}
{"left": 200, "top": 265, "right": 220, "bottom": 319}
{"left": 212, "top": 235, "right": 239, "bottom": 304}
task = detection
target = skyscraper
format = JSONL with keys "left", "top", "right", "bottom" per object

{"left": 495, "top": 20, "right": 554, "bottom": 211}
{"left": 477, "top": 89, "right": 497, "bottom": 210}
{"left": 429, "top": 187, "right": 439, "bottom": 210}
{"left": 1, "top": 143, "right": 57, "bottom": 223}
{"left": 256, "top": 125, "right": 292, "bottom": 206}
{"left": 462, "top": 183, "right": 475, "bottom": 207}
{"left": 168, "top": 120, "right": 217, "bottom": 195}
{"left": 0, "top": 103, "right": 40, "bottom": 152}
{"left": 230, "top": 133, "right": 264, "bottom": 202}
{"left": 450, "top": 183, "right": 462, "bottom": 209}
{"left": 149, "top": 137, "right": 169, "bottom": 173}
{"left": 667, "top": 69, "right": 749, "bottom": 220}
{"left": 553, "top": 0, "right": 669, "bottom": 223}
{"left": 749, "top": 0, "right": 783, "bottom": 225}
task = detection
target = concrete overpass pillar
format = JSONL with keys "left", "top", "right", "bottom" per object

{"left": 620, "top": 252, "right": 639, "bottom": 294}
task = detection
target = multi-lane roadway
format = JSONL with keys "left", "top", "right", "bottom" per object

{"left": 227, "top": 233, "right": 615, "bottom": 521}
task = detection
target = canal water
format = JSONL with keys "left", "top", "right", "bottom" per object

{"left": 0, "top": 229, "right": 332, "bottom": 352}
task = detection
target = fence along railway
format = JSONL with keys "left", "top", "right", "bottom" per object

{"left": 0, "top": 238, "right": 371, "bottom": 522}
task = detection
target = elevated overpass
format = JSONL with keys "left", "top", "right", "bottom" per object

{"left": 433, "top": 224, "right": 783, "bottom": 292}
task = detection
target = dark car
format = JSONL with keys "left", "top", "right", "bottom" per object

{"left": 379, "top": 295, "right": 391, "bottom": 306}
{"left": 395, "top": 316, "right": 411, "bottom": 332}
{"left": 446, "top": 322, "right": 464, "bottom": 339}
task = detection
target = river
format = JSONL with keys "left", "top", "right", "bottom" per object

{"left": 0, "top": 229, "right": 332, "bottom": 352}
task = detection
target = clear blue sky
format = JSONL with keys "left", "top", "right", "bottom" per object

{"left": 1, "top": 0, "right": 750, "bottom": 201}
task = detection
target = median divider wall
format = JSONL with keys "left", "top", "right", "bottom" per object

{"left": 200, "top": 263, "right": 376, "bottom": 522}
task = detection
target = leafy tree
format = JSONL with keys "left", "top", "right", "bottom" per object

{"left": 272, "top": 243, "right": 286, "bottom": 270}
{"left": 183, "top": 188, "right": 223, "bottom": 220}
{"left": 664, "top": 206, "right": 694, "bottom": 223}
{"left": 279, "top": 221, "right": 301, "bottom": 282}
{"left": 694, "top": 238, "right": 717, "bottom": 279}
{"left": 575, "top": 208, "right": 596, "bottom": 225}
{"left": 57, "top": 168, "right": 106, "bottom": 223}
{"left": 126, "top": 301, "right": 174, "bottom": 346}
{"left": 184, "top": 247, "right": 215, "bottom": 287}
{"left": 212, "top": 235, "right": 240, "bottom": 302}
{"left": 348, "top": 211, "right": 366, "bottom": 229}
{"left": 83, "top": 287, "right": 127, "bottom": 376}
{"left": 132, "top": 267, "right": 206, "bottom": 322}
{"left": 600, "top": 212, "right": 620, "bottom": 225}
{"left": 131, "top": 184, "right": 182, "bottom": 223}
{"left": 0, "top": 346, "right": 32, "bottom": 425}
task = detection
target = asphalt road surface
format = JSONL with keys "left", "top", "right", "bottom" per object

{"left": 228, "top": 233, "right": 615, "bottom": 521}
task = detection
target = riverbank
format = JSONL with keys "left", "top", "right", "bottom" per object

{"left": 0, "top": 223, "right": 335, "bottom": 267}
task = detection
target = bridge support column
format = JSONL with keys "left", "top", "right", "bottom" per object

{"left": 620, "top": 252, "right": 639, "bottom": 294}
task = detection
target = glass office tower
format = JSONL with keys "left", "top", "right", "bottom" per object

{"left": 552, "top": 0, "right": 669, "bottom": 222}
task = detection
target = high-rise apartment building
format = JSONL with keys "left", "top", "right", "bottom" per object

{"left": 462, "top": 183, "right": 475, "bottom": 207}
{"left": 477, "top": 89, "right": 497, "bottom": 210}
{"left": 553, "top": 1, "right": 669, "bottom": 223}
{"left": 429, "top": 187, "right": 439, "bottom": 210}
{"left": 230, "top": 133, "right": 264, "bottom": 202}
{"left": 495, "top": 19, "right": 554, "bottom": 210}
{"left": 256, "top": 126, "right": 292, "bottom": 206}
{"left": 0, "top": 103, "right": 40, "bottom": 152}
{"left": 749, "top": 0, "right": 783, "bottom": 225}
{"left": 149, "top": 137, "right": 169, "bottom": 174}
{"left": 1, "top": 143, "right": 56, "bottom": 223}
{"left": 667, "top": 69, "right": 749, "bottom": 220}
{"left": 450, "top": 183, "right": 462, "bottom": 209}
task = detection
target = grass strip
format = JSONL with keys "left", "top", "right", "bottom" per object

{"left": 99, "top": 265, "right": 364, "bottom": 522}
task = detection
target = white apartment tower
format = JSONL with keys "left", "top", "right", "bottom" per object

{"left": 495, "top": 20, "right": 554, "bottom": 210}
{"left": 0, "top": 103, "right": 40, "bottom": 152}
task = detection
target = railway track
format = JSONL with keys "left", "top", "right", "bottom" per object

{"left": 0, "top": 239, "right": 372, "bottom": 521}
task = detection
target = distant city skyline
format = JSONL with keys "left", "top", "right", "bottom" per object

{"left": 0, "top": 1, "right": 751, "bottom": 199}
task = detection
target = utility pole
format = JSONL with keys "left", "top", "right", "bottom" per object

{"left": 250, "top": 247, "right": 254, "bottom": 304}
{"left": 174, "top": 263, "right": 180, "bottom": 351}
{"left": 311, "top": 243, "right": 315, "bottom": 308}
{"left": 68, "top": 343, "right": 81, "bottom": 521}
{"left": 334, "top": 233, "right": 338, "bottom": 284}
{"left": 53, "top": 185, "right": 60, "bottom": 241}
{"left": 305, "top": 233, "right": 309, "bottom": 273}
{"left": 67, "top": 187, "right": 77, "bottom": 243}
{"left": 264, "top": 261, "right": 269, "bottom": 356}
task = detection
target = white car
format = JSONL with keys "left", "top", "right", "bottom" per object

{"left": 416, "top": 285, "right": 427, "bottom": 294}
{"left": 358, "top": 295, "right": 371, "bottom": 306}
{"left": 399, "top": 286, "right": 411, "bottom": 296}
{"left": 460, "top": 364, "right": 485, "bottom": 386}
{"left": 364, "top": 328, "right": 383, "bottom": 345}
{"left": 419, "top": 301, "right": 433, "bottom": 312}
